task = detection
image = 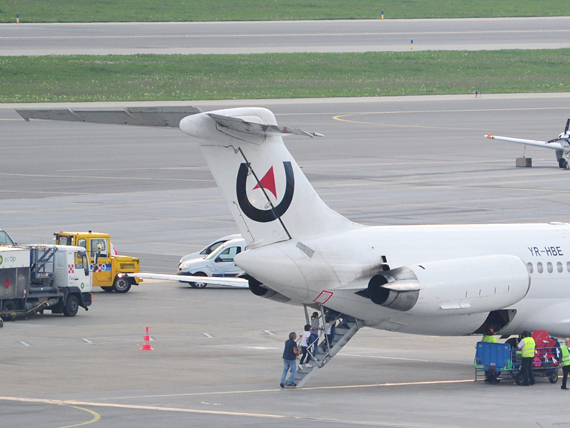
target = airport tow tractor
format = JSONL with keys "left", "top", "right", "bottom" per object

{"left": 54, "top": 231, "right": 141, "bottom": 293}
{"left": 474, "top": 330, "right": 561, "bottom": 385}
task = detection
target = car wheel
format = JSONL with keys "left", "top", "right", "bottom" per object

{"left": 190, "top": 272, "right": 208, "bottom": 288}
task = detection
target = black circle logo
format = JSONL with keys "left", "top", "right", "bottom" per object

{"left": 236, "top": 161, "right": 294, "bottom": 223}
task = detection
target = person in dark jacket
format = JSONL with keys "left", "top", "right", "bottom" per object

{"left": 280, "top": 332, "right": 299, "bottom": 387}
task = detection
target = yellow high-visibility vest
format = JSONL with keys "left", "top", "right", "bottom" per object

{"left": 561, "top": 345, "right": 570, "bottom": 366}
{"left": 482, "top": 335, "right": 497, "bottom": 343}
{"left": 521, "top": 337, "right": 535, "bottom": 358}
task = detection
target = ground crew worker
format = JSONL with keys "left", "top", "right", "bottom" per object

{"left": 482, "top": 328, "right": 499, "bottom": 384}
{"left": 561, "top": 337, "right": 570, "bottom": 390}
{"left": 482, "top": 328, "right": 497, "bottom": 343}
{"left": 517, "top": 331, "right": 536, "bottom": 386}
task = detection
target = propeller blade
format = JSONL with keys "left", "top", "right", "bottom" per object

{"left": 565, "top": 116, "right": 570, "bottom": 134}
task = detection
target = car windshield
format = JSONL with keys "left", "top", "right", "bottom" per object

{"left": 0, "top": 230, "right": 14, "bottom": 245}
{"left": 200, "top": 240, "right": 225, "bottom": 256}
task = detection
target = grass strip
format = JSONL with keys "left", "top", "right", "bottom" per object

{"left": 1, "top": 50, "right": 569, "bottom": 103}
{"left": 1, "top": 0, "right": 569, "bottom": 23}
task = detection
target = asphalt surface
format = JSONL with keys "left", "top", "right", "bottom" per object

{"left": 2, "top": 17, "right": 570, "bottom": 56}
{"left": 2, "top": 94, "right": 570, "bottom": 427}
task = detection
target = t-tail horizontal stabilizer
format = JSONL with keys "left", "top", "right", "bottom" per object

{"left": 16, "top": 106, "right": 202, "bottom": 127}
{"left": 208, "top": 113, "right": 324, "bottom": 139}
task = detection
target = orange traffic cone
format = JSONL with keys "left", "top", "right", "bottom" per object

{"left": 140, "top": 326, "right": 153, "bottom": 351}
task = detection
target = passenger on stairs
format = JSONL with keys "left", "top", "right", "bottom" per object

{"left": 280, "top": 332, "right": 299, "bottom": 388}
{"left": 309, "top": 312, "right": 322, "bottom": 356}
{"left": 299, "top": 324, "right": 313, "bottom": 370}
{"left": 321, "top": 316, "right": 335, "bottom": 351}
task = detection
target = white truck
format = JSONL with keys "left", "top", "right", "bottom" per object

{"left": 0, "top": 245, "right": 93, "bottom": 325}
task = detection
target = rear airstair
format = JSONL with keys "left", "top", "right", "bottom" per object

{"left": 294, "top": 306, "right": 365, "bottom": 388}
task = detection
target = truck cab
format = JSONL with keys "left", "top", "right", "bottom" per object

{"left": 54, "top": 231, "right": 141, "bottom": 293}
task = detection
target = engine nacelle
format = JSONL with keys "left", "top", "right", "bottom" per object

{"left": 368, "top": 255, "right": 530, "bottom": 316}
{"left": 248, "top": 276, "right": 292, "bottom": 304}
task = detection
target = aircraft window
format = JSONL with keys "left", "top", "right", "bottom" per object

{"left": 558, "top": 262, "right": 563, "bottom": 273}
{"left": 537, "top": 262, "right": 543, "bottom": 273}
{"left": 547, "top": 262, "right": 553, "bottom": 273}
{"left": 527, "top": 262, "right": 533, "bottom": 274}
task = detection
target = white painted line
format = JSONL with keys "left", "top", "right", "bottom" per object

{"left": 149, "top": 336, "right": 155, "bottom": 341}
{"left": 202, "top": 333, "right": 214, "bottom": 338}
{"left": 82, "top": 338, "right": 94, "bottom": 344}
{"left": 263, "top": 330, "right": 275, "bottom": 336}
{"left": 19, "top": 341, "right": 31, "bottom": 347}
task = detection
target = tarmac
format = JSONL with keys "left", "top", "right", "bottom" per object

{"left": 2, "top": 94, "right": 570, "bottom": 427}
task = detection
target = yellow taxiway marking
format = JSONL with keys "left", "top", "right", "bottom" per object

{"left": 83, "top": 378, "right": 474, "bottom": 401}
{"left": 0, "top": 383, "right": 469, "bottom": 427}
{"left": 0, "top": 397, "right": 101, "bottom": 428}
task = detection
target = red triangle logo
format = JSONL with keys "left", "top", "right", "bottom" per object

{"left": 253, "top": 166, "right": 277, "bottom": 199}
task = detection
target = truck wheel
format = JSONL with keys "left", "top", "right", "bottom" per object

{"left": 63, "top": 295, "right": 79, "bottom": 317}
{"left": 190, "top": 272, "right": 208, "bottom": 288}
{"left": 101, "top": 287, "right": 114, "bottom": 292}
{"left": 4, "top": 300, "right": 16, "bottom": 311}
{"left": 112, "top": 276, "right": 132, "bottom": 293}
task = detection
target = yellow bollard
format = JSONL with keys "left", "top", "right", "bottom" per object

{"left": 411, "top": 39, "right": 413, "bottom": 50}
{"left": 16, "top": 13, "right": 19, "bottom": 23}
{"left": 381, "top": 10, "right": 384, "bottom": 20}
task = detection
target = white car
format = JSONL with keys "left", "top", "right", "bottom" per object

{"left": 0, "top": 229, "right": 15, "bottom": 246}
{"left": 178, "top": 233, "right": 241, "bottom": 267}
{"left": 178, "top": 238, "right": 247, "bottom": 288}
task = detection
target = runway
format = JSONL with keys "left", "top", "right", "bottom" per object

{"left": 2, "top": 94, "right": 570, "bottom": 426}
{"left": 2, "top": 17, "right": 570, "bottom": 56}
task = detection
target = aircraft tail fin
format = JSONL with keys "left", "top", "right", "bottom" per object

{"left": 180, "top": 107, "right": 357, "bottom": 247}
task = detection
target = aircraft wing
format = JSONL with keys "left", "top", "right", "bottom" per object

{"left": 16, "top": 106, "right": 202, "bottom": 127}
{"left": 486, "top": 134, "right": 565, "bottom": 151}
{"left": 122, "top": 272, "right": 249, "bottom": 288}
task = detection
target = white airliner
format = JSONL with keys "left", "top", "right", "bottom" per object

{"left": 486, "top": 115, "right": 570, "bottom": 169}
{"left": 17, "top": 107, "right": 570, "bottom": 338}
